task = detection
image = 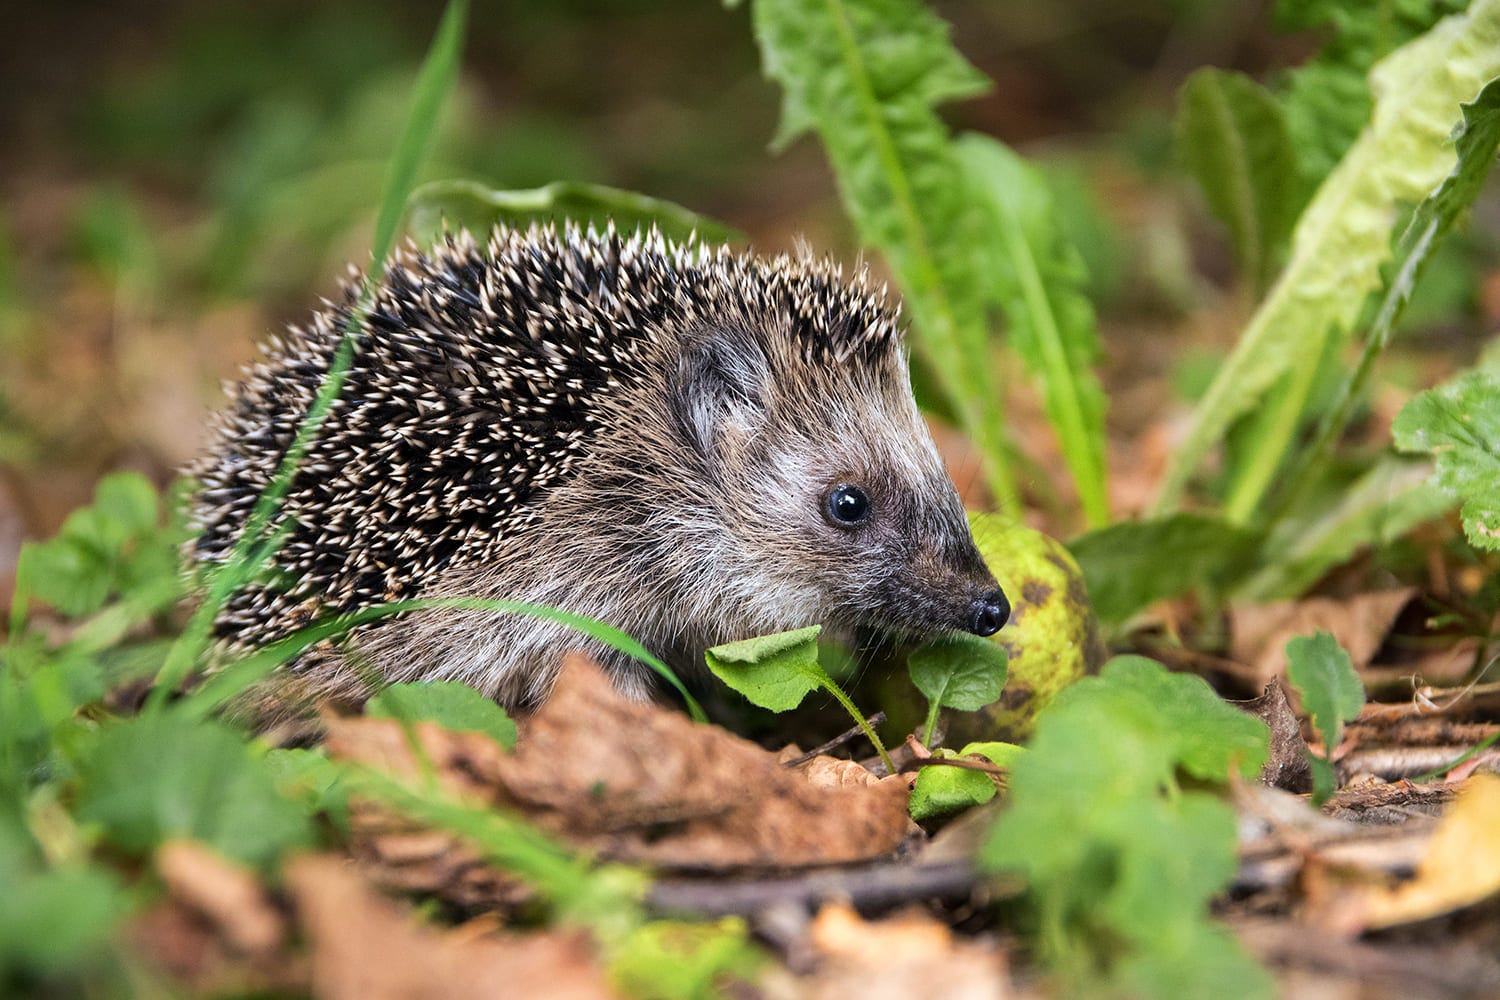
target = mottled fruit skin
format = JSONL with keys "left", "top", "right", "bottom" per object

{"left": 189, "top": 225, "right": 1006, "bottom": 706}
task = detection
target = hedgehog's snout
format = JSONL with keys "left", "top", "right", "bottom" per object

{"left": 967, "top": 589, "right": 1010, "bottom": 636}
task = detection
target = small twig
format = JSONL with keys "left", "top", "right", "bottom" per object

{"left": 898, "top": 756, "right": 1008, "bottom": 777}
{"left": 780, "top": 712, "right": 887, "bottom": 768}
{"left": 647, "top": 860, "right": 1014, "bottom": 919}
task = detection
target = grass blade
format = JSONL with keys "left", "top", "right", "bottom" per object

{"left": 151, "top": 0, "right": 470, "bottom": 707}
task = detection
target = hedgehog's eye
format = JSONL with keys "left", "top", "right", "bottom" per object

{"left": 825, "top": 484, "right": 871, "bottom": 527}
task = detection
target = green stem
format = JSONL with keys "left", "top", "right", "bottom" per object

{"left": 921, "top": 700, "right": 942, "bottom": 750}
{"left": 816, "top": 671, "right": 894, "bottom": 773}
{"left": 1223, "top": 349, "right": 1321, "bottom": 526}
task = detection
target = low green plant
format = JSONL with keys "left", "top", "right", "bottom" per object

{"left": 704, "top": 625, "right": 893, "bottom": 771}
{"left": 983, "top": 656, "right": 1272, "bottom": 998}
{"left": 1284, "top": 632, "right": 1366, "bottom": 805}
{"left": 906, "top": 631, "right": 1008, "bottom": 747}
{"left": 908, "top": 740, "right": 1022, "bottom": 821}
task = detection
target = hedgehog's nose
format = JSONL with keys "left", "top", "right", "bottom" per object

{"left": 967, "top": 589, "right": 1010, "bottom": 636}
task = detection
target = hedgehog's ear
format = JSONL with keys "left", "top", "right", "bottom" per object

{"left": 671, "top": 333, "right": 770, "bottom": 458}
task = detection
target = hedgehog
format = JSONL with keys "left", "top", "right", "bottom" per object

{"left": 188, "top": 223, "right": 1009, "bottom": 707}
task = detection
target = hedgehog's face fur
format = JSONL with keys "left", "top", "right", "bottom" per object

{"left": 656, "top": 323, "right": 1007, "bottom": 646}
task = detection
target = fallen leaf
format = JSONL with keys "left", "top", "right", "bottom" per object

{"left": 1357, "top": 775, "right": 1500, "bottom": 930}
{"left": 285, "top": 854, "right": 615, "bottom": 1000}
{"left": 1241, "top": 679, "right": 1311, "bottom": 792}
{"left": 791, "top": 902, "right": 1007, "bottom": 1000}
{"left": 327, "top": 656, "right": 914, "bottom": 881}
{"left": 1230, "top": 590, "right": 1414, "bottom": 688}
{"left": 155, "top": 840, "right": 286, "bottom": 956}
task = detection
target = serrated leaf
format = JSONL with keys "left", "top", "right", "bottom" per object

{"left": 403, "top": 179, "right": 743, "bottom": 248}
{"left": 1285, "top": 632, "right": 1364, "bottom": 804}
{"left": 748, "top": 0, "right": 1019, "bottom": 514}
{"left": 1175, "top": 68, "right": 1301, "bottom": 292}
{"left": 1097, "top": 656, "right": 1270, "bottom": 781}
{"left": 1067, "top": 514, "right": 1261, "bottom": 624}
{"left": 73, "top": 714, "right": 312, "bottom": 868}
{"left": 368, "top": 680, "right": 518, "bottom": 749}
{"left": 1394, "top": 371, "right": 1500, "bottom": 551}
{"left": 1156, "top": 0, "right": 1500, "bottom": 514}
{"left": 705, "top": 625, "right": 825, "bottom": 712}
{"left": 908, "top": 741, "right": 1023, "bottom": 820}
{"left": 957, "top": 135, "right": 1110, "bottom": 527}
{"left": 981, "top": 655, "right": 1270, "bottom": 997}
{"left": 908, "top": 632, "right": 1009, "bottom": 712}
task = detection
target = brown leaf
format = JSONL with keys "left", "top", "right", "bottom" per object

{"left": 155, "top": 840, "right": 286, "bottom": 956}
{"left": 1230, "top": 589, "right": 1414, "bottom": 689}
{"left": 791, "top": 902, "right": 1008, "bottom": 1000}
{"left": 327, "top": 655, "right": 914, "bottom": 880}
{"left": 1355, "top": 775, "right": 1500, "bottom": 931}
{"left": 285, "top": 854, "right": 616, "bottom": 1000}
{"left": 1241, "top": 679, "right": 1311, "bottom": 793}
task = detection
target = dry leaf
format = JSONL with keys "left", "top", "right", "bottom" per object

{"left": 1230, "top": 590, "right": 1414, "bottom": 688}
{"left": 327, "top": 656, "right": 914, "bottom": 878}
{"left": 286, "top": 854, "right": 615, "bottom": 1000}
{"left": 155, "top": 839, "right": 286, "bottom": 956}
{"left": 791, "top": 902, "right": 1007, "bottom": 1000}
{"left": 1356, "top": 775, "right": 1500, "bottom": 930}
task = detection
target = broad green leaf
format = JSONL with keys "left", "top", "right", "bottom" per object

{"left": 1067, "top": 514, "right": 1261, "bottom": 625}
{"left": 1393, "top": 369, "right": 1500, "bottom": 554}
{"left": 982, "top": 655, "right": 1270, "bottom": 997}
{"left": 1273, "top": 77, "right": 1500, "bottom": 527}
{"left": 0, "top": 843, "right": 124, "bottom": 979}
{"left": 74, "top": 714, "right": 313, "bottom": 868}
{"left": 909, "top": 741, "right": 1023, "bottom": 820}
{"left": 1285, "top": 632, "right": 1364, "bottom": 803}
{"left": 1276, "top": 0, "right": 1468, "bottom": 185}
{"left": 404, "top": 179, "right": 742, "bottom": 248}
{"left": 1092, "top": 656, "right": 1269, "bottom": 781}
{"left": 908, "top": 633, "right": 1009, "bottom": 712}
{"left": 748, "top": 0, "right": 1021, "bottom": 515}
{"left": 958, "top": 135, "right": 1110, "bottom": 528}
{"left": 1175, "top": 68, "right": 1301, "bottom": 292}
{"left": 368, "top": 680, "right": 518, "bottom": 749}
{"left": 704, "top": 625, "right": 824, "bottom": 713}
{"left": 1239, "top": 455, "right": 1453, "bottom": 599}
{"left": 1155, "top": 0, "right": 1500, "bottom": 516}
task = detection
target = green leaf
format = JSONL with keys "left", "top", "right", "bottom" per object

{"left": 981, "top": 656, "right": 1270, "bottom": 997}
{"left": 1285, "top": 632, "right": 1364, "bottom": 803}
{"left": 908, "top": 741, "right": 1023, "bottom": 820}
{"left": 609, "top": 918, "right": 763, "bottom": 1000}
{"left": 1240, "top": 455, "right": 1453, "bottom": 599}
{"left": 368, "top": 680, "right": 518, "bottom": 749}
{"left": 1393, "top": 370, "right": 1500, "bottom": 554}
{"left": 73, "top": 714, "right": 313, "bottom": 868}
{"left": 1067, "top": 514, "right": 1261, "bottom": 625}
{"left": 1274, "top": 77, "right": 1500, "bottom": 527}
{"left": 957, "top": 135, "right": 1110, "bottom": 528}
{"left": 0, "top": 838, "right": 124, "bottom": 979}
{"left": 748, "top": 0, "right": 1021, "bottom": 516}
{"left": 1276, "top": 0, "right": 1468, "bottom": 185}
{"left": 1175, "top": 68, "right": 1301, "bottom": 292}
{"left": 704, "top": 625, "right": 824, "bottom": 713}
{"left": 1155, "top": 0, "right": 1500, "bottom": 517}
{"left": 1097, "top": 656, "right": 1269, "bottom": 781}
{"left": 404, "top": 179, "right": 742, "bottom": 248}
{"left": 908, "top": 633, "right": 1009, "bottom": 712}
